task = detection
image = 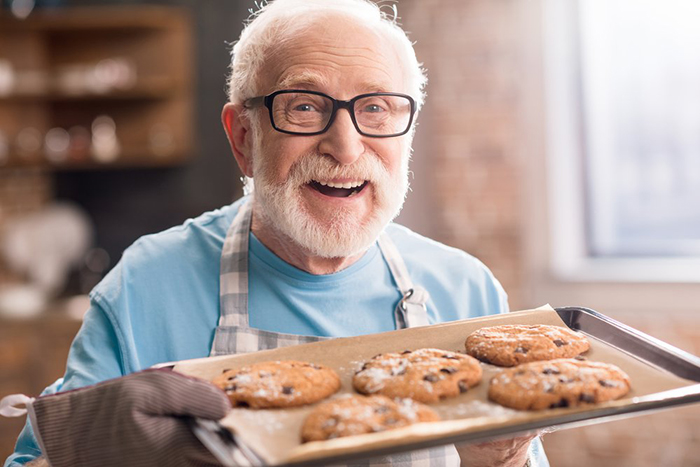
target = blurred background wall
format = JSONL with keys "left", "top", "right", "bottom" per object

{"left": 1, "top": 0, "right": 699, "bottom": 465}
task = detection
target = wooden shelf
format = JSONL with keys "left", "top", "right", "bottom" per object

{"left": 0, "top": 307, "right": 84, "bottom": 457}
{"left": 0, "top": 77, "right": 180, "bottom": 102}
{"left": 0, "top": 5, "right": 195, "bottom": 171}
{"left": 0, "top": 6, "right": 189, "bottom": 32}
{"left": 3, "top": 150, "right": 190, "bottom": 171}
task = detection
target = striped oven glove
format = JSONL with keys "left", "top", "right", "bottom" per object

{"left": 30, "top": 369, "right": 231, "bottom": 467}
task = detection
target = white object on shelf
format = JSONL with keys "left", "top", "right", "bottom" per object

{"left": 0, "top": 60, "right": 15, "bottom": 96}
{"left": 0, "top": 284, "right": 46, "bottom": 318}
{"left": 91, "top": 115, "right": 120, "bottom": 163}
{"left": 1, "top": 203, "right": 93, "bottom": 296}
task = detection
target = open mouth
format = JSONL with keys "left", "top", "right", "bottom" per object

{"left": 308, "top": 179, "right": 368, "bottom": 198}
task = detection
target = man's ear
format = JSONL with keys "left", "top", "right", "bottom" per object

{"left": 222, "top": 103, "right": 254, "bottom": 177}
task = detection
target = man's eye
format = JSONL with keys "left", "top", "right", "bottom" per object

{"left": 293, "top": 103, "right": 317, "bottom": 112}
{"left": 363, "top": 104, "right": 385, "bottom": 113}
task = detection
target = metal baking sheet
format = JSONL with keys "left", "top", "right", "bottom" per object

{"left": 184, "top": 306, "right": 700, "bottom": 466}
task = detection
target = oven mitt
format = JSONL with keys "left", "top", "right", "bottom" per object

{"left": 29, "top": 369, "right": 231, "bottom": 467}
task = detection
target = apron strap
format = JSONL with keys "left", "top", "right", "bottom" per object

{"left": 377, "top": 232, "right": 431, "bottom": 329}
{"left": 218, "top": 199, "right": 253, "bottom": 328}
{"left": 218, "top": 200, "right": 431, "bottom": 331}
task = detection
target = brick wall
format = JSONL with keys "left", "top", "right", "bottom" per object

{"left": 402, "top": 0, "right": 525, "bottom": 309}
{"left": 399, "top": 1, "right": 700, "bottom": 466}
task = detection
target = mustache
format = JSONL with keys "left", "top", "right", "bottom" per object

{"left": 286, "top": 152, "right": 390, "bottom": 186}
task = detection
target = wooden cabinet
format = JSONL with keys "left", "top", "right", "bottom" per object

{"left": 0, "top": 314, "right": 82, "bottom": 459}
{"left": 0, "top": 6, "right": 194, "bottom": 170}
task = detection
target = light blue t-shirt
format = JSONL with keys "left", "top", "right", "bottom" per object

{"left": 6, "top": 197, "right": 547, "bottom": 467}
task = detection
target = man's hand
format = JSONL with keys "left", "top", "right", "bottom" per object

{"left": 31, "top": 369, "right": 231, "bottom": 467}
{"left": 456, "top": 433, "right": 536, "bottom": 467}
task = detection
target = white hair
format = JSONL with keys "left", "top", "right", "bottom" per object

{"left": 227, "top": 0, "right": 427, "bottom": 110}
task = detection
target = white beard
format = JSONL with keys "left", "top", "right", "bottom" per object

{"left": 251, "top": 141, "right": 410, "bottom": 259}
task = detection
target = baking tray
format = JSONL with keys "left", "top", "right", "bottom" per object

{"left": 181, "top": 306, "right": 700, "bottom": 466}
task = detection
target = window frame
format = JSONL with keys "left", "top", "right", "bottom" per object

{"left": 519, "top": 0, "right": 700, "bottom": 315}
{"left": 539, "top": 0, "right": 700, "bottom": 284}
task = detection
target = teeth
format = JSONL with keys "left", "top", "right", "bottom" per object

{"left": 315, "top": 180, "right": 365, "bottom": 189}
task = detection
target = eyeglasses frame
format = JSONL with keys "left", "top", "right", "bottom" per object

{"left": 244, "top": 89, "right": 417, "bottom": 138}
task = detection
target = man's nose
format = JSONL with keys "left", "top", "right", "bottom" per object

{"left": 317, "top": 109, "right": 364, "bottom": 165}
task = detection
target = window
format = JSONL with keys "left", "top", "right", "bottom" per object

{"left": 543, "top": 0, "right": 700, "bottom": 282}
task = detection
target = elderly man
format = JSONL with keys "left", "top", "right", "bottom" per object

{"left": 5, "top": 0, "right": 548, "bottom": 466}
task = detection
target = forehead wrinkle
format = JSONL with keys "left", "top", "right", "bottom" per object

{"left": 291, "top": 42, "right": 392, "bottom": 69}
{"left": 284, "top": 56, "right": 396, "bottom": 88}
{"left": 273, "top": 57, "right": 397, "bottom": 96}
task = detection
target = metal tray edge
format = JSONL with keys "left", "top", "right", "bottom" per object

{"left": 556, "top": 306, "right": 700, "bottom": 382}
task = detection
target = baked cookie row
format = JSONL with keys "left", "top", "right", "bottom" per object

{"left": 208, "top": 324, "right": 631, "bottom": 442}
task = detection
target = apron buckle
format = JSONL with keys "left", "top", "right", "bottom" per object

{"left": 399, "top": 288, "right": 414, "bottom": 311}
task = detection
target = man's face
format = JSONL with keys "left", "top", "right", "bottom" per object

{"left": 249, "top": 18, "right": 413, "bottom": 258}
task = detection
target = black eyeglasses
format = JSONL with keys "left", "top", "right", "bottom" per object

{"left": 244, "top": 90, "right": 416, "bottom": 138}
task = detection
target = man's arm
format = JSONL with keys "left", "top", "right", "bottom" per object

{"left": 457, "top": 434, "right": 550, "bottom": 467}
{"left": 456, "top": 434, "right": 534, "bottom": 467}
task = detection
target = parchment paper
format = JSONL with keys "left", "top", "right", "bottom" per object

{"left": 173, "top": 306, "right": 699, "bottom": 465}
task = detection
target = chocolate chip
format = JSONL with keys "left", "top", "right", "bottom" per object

{"left": 423, "top": 374, "right": 439, "bottom": 382}
{"left": 478, "top": 357, "right": 492, "bottom": 365}
{"left": 440, "top": 367, "right": 458, "bottom": 374}
{"left": 401, "top": 350, "right": 413, "bottom": 354}
{"left": 553, "top": 339, "right": 568, "bottom": 347}
{"left": 282, "top": 386, "right": 294, "bottom": 395}
{"left": 599, "top": 379, "right": 616, "bottom": 388}
{"left": 579, "top": 393, "right": 595, "bottom": 403}
{"left": 458, "top": 380, "right": 469, "bottom": 393}
{"left": 549, "top": 398, "right": 569, "bottom": 409}
{"left": 372, "top": 354, "right": 382, "bottom": 359}
{"left": 442, "top": 354, "right": 460, "bottom": 360}
{"left": 227, "top": 376, "right": 237, "bottom": 381}
{"left": 514, "top": 347, "right": 529, "bottom": 354}
{"left": 542, "top": 368, "right": 560, "bottom": 375}
{"left": 558, "top": 376, "right": 574, "bottom": 384}
{"left": 362, "top": 363, "right": 370, "bottom": 371}
{"left": 222, "top": 368, "right": 232, "bottom": 373}
{"left": 224, "top": 384, "right": 237, "bottom": 392}
{"left": 236, "top": 401, "right": 250, "bottom": 408}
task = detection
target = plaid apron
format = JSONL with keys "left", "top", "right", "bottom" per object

{"left": 213, "top": 198, "right": 460, "bottom": 466}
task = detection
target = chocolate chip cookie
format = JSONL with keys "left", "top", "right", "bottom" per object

{"left": 488, "top": 358, "right": 631, "bottom": 410}
{"left": 352, "top": 348, "right": 482, "bottom": 403}
{"left": 465, "top": 324, "right": 590, "bottom": 366}
{"left": 211, "top": 360, "right": 340, "bottom": 408}
{"left": 301, "top": 394, "right": 440, "bottom": 442}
